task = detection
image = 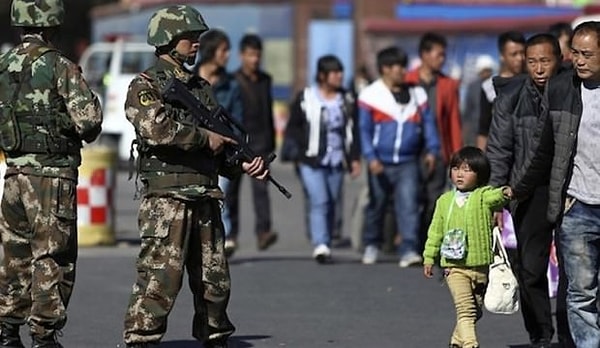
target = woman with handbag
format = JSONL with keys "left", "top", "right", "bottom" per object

{"left": 422, "top": 146, "right": 513, "bottom": 348}
{"left": 285, "top": 55, "right": 361, "bottom": 263}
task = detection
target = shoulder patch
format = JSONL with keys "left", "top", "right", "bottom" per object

{"left": 138, "top": 89, "right": 157, "bottom": 106}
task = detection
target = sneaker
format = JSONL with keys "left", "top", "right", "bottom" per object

{"left": 361, "top": 245, "right": 379, "bottom": 264}
{"left": 312, "top": 244, "right": 331, "bottom": 264}
{"left": 204, "top": 340, "right": 228, "bottom": 348}
{"left": 398, "top": 252, "right": 423, "bottom": 268}
{"left": 531, "top": 338, "right": 552, "bottom": 348}
{"left": 224, "top": 238, "right": 237, "bottom": 258}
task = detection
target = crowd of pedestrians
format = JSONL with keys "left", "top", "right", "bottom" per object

{"left": 276, "top": 21, "right": 599, "bottom": 348}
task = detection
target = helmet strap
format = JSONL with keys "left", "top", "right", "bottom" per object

{"left": 21, "top": 27, "right": 58, "bottom": 44}
{"left": 168, "top": 48, "right": 196, "bottom": 72}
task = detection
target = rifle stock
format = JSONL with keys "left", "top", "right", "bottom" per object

{"left": 161, "top": 77, "right": 292, "bottom": 199}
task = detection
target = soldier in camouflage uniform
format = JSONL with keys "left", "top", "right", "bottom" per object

{"left": 0, "top": 0, "right": 103, "bottom": 347}
{"left": 122, "top": 6, "right": 268, "bottom": 348}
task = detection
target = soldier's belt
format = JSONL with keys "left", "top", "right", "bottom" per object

{"left": 144, "top": 173, "right": 217, "bottom": 189}
{"left": 140, "top": 157, "right": 214, "bottom": 174}
{"left": 18, "top": 137, "right": 80, "bottom": 155}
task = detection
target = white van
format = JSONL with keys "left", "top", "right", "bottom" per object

{"left": 79, "top": 38, "right": 155, "bottom": 161}
{"left": 572, "top": 14, "right": 600, "bottom": 28}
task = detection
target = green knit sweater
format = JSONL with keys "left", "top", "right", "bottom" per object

{"left": 423, "top": 186, "right": 510, "bottom": 267}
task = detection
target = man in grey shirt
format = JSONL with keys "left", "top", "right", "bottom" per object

{"left": 515, "top": 21, "right": 600, "bottom": 348}
{"left": 567, "top": 81, "right": 600, "bottom": 203}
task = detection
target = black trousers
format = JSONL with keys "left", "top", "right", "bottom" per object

{"left": 224, "top": 174, "right": 272, "bottom": 237}
{"left": 419, "top": 158, "right": 447, "bottom": 252}
{"left": 554, "top": 228, "right": 576, "bottom": 348}
{"left": 513, "top": 185, "right": 555, "bottom": 342}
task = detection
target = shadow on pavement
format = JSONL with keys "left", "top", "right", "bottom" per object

{"left": 227, "top": 254, "right": 420, "bottom": 266}
{"left": 227, "top": 255, "right": 361, "bottom": 265}
{"left": 160, "top": 335, "right": 270, "bottom": 347}
{"left": 508, "top": 344, "right": 562, "bottom": 348}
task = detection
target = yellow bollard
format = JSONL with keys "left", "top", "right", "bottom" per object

{"left": 77, "top": 146, "right": 117, "bottom": 246}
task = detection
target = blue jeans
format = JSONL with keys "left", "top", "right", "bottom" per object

{"left": 559, "top": 200, "right": 600, "bottom": 348}
{"left": 218, "top": 176, "right": 232, "bottom": 238}
{"left": 363, "top": 160, "right": 421, "bottom": 256}
{"left": 298, "top": 164, "right": 344, "bottom": 247}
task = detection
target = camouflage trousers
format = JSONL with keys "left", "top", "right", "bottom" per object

{"left": 123, "top": 195, "right": 235, "bottom": 344}
{"left": 0, "top": 174, "right": 77, "bottom": 337}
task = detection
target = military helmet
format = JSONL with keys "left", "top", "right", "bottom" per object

{"left": 10, "top": 0, "right": 64, "bottom": 27}
{"left": 147, "top": 5, "right": 209, "bottom": 47}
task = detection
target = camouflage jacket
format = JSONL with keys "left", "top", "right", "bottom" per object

{"left": 126, "top": 57, "right": 241, "bottom": 200}
{"left": 0, "top": 35, "right": 102, "bottom": 180}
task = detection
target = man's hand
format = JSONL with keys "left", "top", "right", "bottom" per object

{"left": 206, "top": 130, "right": 237, "bottom": 154}
{"left": 423, "top": 153, "right": 436, "bottom": 178}
{"left": 493, "top": 211, "right": 504, "bottom": 231}
{"left": 242, "top": 157, "right": 269, "bottom": 180}
{"left": 350, "top": 160, "right": 361, "bottom": 179}
{"left": 368, "top": 159, "right": 384, "bottom": 175}
{"left": 423, "top": 264, "right": 434, "bottom": 278}
{"left": 503, "top": 186, "right": 514, "bottom": 200}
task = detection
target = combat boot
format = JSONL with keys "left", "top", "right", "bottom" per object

{"left": 204, "top": 339, "right": 228, "bottom": 348}
{"left": 30, "top": 332, "right": 62, "bottom": 348}
{"left": 0, "top": 322, "right": 24, "bottom": 348}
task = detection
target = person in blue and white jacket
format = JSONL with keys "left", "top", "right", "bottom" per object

{"left": 285, "top": 55, "right": 362, "bottom": 263}
{"left": 359, "top": 46, "right": 440, "bottom": 268}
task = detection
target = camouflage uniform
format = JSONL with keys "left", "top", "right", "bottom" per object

{"left": 123, "top": 6, "right": 239, "bottom": 346}
{"left": 0, "top": 0, "right": 102, "bottom": 342}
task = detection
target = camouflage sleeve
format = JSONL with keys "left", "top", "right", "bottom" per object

{"left": 124, "top": 76, "right": 208, "bottom": 150}
{"left": 55, "top": 55, "right": 103, "bottom": 143}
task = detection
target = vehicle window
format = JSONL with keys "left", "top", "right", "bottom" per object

{"left": 121, "top": 51, "right": 156, "bottom": 74}
{"left": 84, "top": 51, "right": 111, "bottom": 93}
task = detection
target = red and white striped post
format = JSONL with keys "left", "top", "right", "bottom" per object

{"left": 77, "top": 146, "right": 117, "bottom": 246}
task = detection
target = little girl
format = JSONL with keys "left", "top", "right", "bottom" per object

{"left": 422, "top": 146, "right": 512, "bottom": 348}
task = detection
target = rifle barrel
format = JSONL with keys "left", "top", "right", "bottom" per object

{"left": 268, "top": 176, "right": 292, "bottom": 199}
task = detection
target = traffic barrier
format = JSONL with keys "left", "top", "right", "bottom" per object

{"left": 77, "top": 146, "right": 117, "bottom": 246}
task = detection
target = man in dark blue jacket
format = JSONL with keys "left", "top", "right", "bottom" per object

{"left": 196, "top": 29, "right": 244, "bottom": 258}
{"left": 358, "top": 46, "right": 439, "bottom": 267}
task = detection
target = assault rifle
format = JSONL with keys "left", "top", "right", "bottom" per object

{"left": 161, "top": 77, "right": 292, "bottom": 199}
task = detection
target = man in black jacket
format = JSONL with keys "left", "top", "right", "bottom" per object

{"left": 477, "top": 31, "right": 525, "bottom": 150}
{"left": 514, "top": 21, "right": 600, "bottom": 348}
{"left": 223, "top": 34, "right": 278, "bottom": 255}
{"left": 487, "top": 34, "right": 563, "bottom": 348}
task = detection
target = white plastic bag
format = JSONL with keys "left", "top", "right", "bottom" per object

{"left": 501, "top": 209, "right": 517, "bottom": 249}
{"left": 484, "top": 227, "right": 519, "bottom": 315}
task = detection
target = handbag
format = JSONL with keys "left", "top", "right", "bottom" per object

{"left": 279, "top": 134, "right": 299, "bottom": 163}
{"left": 484, "top": 226, "right": 520, "bottom": 314}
